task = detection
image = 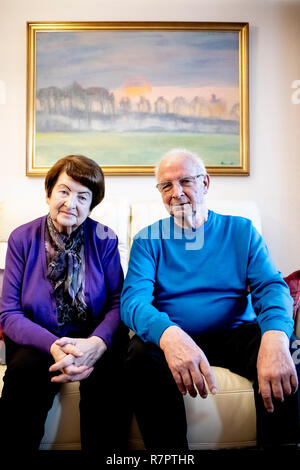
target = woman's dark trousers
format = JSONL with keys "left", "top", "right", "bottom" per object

{"left": 0, "top": 333, "right": 129, "bottom": 453}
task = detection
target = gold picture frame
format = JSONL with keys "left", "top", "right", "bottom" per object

{"left": 26, "top": 21, "right": 249, "bottom": 176}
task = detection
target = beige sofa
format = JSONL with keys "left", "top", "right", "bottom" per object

{"left": 0, "top": 197, "right": 298, "bottom": 450}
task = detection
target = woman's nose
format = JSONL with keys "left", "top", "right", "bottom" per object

{"left": 64, "top": 195, "right": 76, "bottom": 208}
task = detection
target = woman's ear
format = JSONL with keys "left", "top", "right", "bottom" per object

{"left": 45, "top": 190, "right": 50, "bottom": 205}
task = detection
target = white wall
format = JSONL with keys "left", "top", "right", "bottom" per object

{"left": 0, "top": 0, "right": 299, "bottom": 275}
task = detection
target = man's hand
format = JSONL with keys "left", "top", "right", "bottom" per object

{"left": 257, "top": 330, "right": 298, "bottom": 413}
{"left": 159, "top": 325, "right": 217, "bottom": 398}
{"left": 49, "top": 336, "right": 107, "bottom": 383}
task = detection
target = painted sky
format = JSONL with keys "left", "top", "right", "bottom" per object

{"left": 36, "top": 30, "right": 239, "bottom": 91}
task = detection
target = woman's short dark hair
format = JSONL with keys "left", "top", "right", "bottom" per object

{"left": 45, "top": 155, "right": 105, "bottom": 210}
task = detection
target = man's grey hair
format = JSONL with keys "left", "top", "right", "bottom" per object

{"left": 155, "top": 148, "right": 207, "bottom": 179}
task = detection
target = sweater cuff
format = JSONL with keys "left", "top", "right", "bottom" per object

{"left": 259, "top": 320, "right": 294, "bottom": 340}
{"left": 42, "top": 331, "right": 59, "bottom": 355}
{"left": 90, "top": 324, "right": 113, "bottom": 348}
{"left": 148, "top": 318, "right": 178, "bottom": 346}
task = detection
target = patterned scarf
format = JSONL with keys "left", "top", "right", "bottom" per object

{"left": 45, "top": 214, "right": 87, "bottom": 326}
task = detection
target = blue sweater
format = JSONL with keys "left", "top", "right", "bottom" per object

{"left": 121, "top": 211, "right": 294, "bottom": 345}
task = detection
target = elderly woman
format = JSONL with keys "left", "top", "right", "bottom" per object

{"left": 0, "top": 155, "right": 129, "bottom": 452}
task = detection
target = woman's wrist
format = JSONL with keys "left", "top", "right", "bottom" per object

{"left": 89, "top": 336, "right": 107, "bottom": 356}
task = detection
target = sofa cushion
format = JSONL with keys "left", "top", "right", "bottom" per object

{"left": 185, "top": 366, "right": 256, "bottom": 449}
{"left": 90, "top": 199, "right": 130, "bottom": 273}
{"left": 128, "top": 366, "right": 256, "bottom": 450}
{"left": 0, "top": 340, "right": 5, "bottom": 364}
{"left": 39, "top": 381, "right": 81, "bottom": 450}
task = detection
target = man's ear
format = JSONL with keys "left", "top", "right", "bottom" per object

{"left": 203, "top": 174, "right": 210, "bottom": 194}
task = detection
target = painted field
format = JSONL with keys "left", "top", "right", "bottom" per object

{"left": 36, "top": 132, "right": 239, "bottom": 168}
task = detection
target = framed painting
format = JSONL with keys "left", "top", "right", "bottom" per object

{"left": 26, "top": 22, "right": 249, "bottom": 176}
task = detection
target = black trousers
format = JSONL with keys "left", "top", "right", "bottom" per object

{"left": 0, "top": 329, "right": 130, "bottom": 453}
{"left": 125, "top": 322, "right": 300, "bottom": 451}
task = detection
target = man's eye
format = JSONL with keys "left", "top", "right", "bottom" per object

{"left": 162, "top": 183, "right": 172, "bottom": 191}
{"left": 180, "top": 178, "right": 192, "bottom": 185}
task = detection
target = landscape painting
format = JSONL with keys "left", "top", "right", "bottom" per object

{"left": 26, "top": 22, "right": 249, "bottom": 175}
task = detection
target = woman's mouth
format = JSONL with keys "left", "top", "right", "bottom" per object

{"left": 60, "top": 211, "right": 76, "bottom": 217}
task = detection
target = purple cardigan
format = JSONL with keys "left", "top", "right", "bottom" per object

{"left": 0, "top": 216, "right": 124, "bottom": 354}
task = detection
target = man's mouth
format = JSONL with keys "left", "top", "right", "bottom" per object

{"left": 172, "top": 202, "right": 190, "bottom": 208}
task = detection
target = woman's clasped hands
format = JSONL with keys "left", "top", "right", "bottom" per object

{"left": 49, "top": 336, "right": 107, "bottom": 383}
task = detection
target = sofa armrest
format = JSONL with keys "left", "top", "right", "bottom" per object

{"left": 295, "top": 307, "right": 300, "bottom": 339}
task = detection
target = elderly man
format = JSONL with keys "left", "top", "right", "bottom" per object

{"left": 121, "top": 148, "right": 299, "bottom": 451}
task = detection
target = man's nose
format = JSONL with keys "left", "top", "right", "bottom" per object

{"left": 170, "top": 181, "right": 184, "bottom": 198}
